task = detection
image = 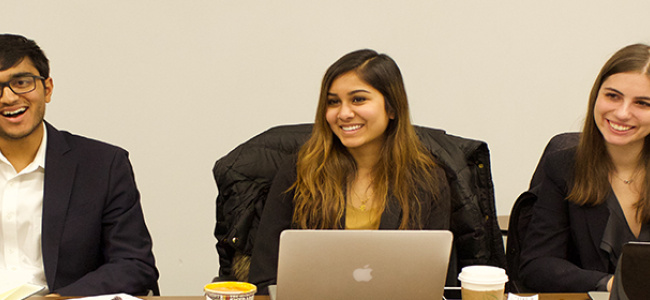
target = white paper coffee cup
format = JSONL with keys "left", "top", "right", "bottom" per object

{"left": 458, "top": 265, "right": 508, "bottom": 300}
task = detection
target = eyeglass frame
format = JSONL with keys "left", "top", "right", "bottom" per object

{"left": 0, "top": 74, "right": 46, "bottom": 98}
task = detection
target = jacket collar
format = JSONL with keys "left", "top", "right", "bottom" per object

{"left": 378, "top": 197, "right": 401, "bottom": 229}
{"left": 581, "top": 201, "right": 610, "bottom": 268}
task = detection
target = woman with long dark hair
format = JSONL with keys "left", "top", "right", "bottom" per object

{"left": 520, "top": 44, "right": 650, "bottom": 292}
{"left": 248, "top": 49, "right": 451, "bottom": 293}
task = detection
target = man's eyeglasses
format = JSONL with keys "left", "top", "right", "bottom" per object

{"left": 0, "top": 75, "right": 46, "bottom": 98}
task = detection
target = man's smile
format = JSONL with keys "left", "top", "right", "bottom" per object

{"left": 1, "top": 107, "right": 27, "bottom": 118}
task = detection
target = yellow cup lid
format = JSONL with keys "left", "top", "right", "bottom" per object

{"left": 204, "top": 282, "right": 257, "bottom": 295}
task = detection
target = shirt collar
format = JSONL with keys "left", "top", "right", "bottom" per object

{"left": 33, "top": 123, "right": 47, "bottom": 169}
{"left": 0, "top": 123, "right": 47, "bottom": 173}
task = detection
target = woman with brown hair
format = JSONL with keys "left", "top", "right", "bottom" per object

{"left": 248, "top": 49, "right": 451, "bottom": 293}
{"left": 520, "top": 44, "right": 650, "bottom": 292}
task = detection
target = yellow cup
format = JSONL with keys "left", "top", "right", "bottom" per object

{"left": 204, "top": 282, "right": 257, "bottom": 300}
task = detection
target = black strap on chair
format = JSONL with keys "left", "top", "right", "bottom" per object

{"left": 505, "top": 191, "right": 537, "bottom": 293}
{"left": 505, "top": 132, "right": 580, "bottom": 293}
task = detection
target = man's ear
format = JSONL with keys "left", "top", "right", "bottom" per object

{"left": 44, "top": 77, "right": 53, "bottom": 103}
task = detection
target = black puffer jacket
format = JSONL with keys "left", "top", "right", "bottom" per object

{"left": 213, "top": 124, "right": 505, "bottom": 283}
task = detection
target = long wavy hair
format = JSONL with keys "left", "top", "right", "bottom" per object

{"left": 291, "top": 49, "right": 444, "bottom": 229}
{"left": 568, "top": 43, "right": 650, "bottom": 222}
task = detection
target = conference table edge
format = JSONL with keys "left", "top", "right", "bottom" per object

{"left": 30, "top": 293, "right": 590, "bottom": 300}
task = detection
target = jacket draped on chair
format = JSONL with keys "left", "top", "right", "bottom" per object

{"left": 213, "top": 124, "right": 506, "bottom": 283}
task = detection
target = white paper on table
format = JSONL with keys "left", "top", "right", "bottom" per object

{"left": 507, "top": 293, "right": 539, "bottom": 300}
{"left": 0, "top": 271, "right": 32, "bottom": 293}
{"left": 75, "top": 293, "right": 141, "bottom": 300}
{"left": 0, "top": 270, "right": 45, "bottom": 300}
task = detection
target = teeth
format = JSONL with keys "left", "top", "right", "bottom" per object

{"left": 2, "top": 107, "right": 26, "bottom": 117}
{"left": 610, "top": 121, "right": 632, "bottom": 131}
{"left": 342, "top": 125, "right": 362, "bottom": 131}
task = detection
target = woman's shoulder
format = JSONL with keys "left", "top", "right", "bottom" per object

{"left": 542, "top": 146, "right": 577, "bottom": 173}
{"left": 531, "top": 146, "right": 577, "bottom": 193}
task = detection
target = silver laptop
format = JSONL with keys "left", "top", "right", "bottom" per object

{"left": 273, "top": 229, "right": 453, "bottom": 300}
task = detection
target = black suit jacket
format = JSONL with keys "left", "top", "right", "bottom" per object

{"left": 41, "top": 122, "right": 159, "bottom": 295}
{"left": 248, "top": 157, "right": 451, "bottom": 294}
{"left": 519, "top": 147, "right": 611, "bottom": 292}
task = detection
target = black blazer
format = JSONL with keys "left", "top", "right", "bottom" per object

{"left": 248, "top": 158, "right": 452, "bottom": 294}
{"left": 519, "top": 147, "right": 611, "bottom": 292}
{"left": 41, "top": 122, "right": 159, "bottom": 295}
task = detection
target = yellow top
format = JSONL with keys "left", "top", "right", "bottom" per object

{"left": 345, "top": 204, "right": 381, "bottom": 229}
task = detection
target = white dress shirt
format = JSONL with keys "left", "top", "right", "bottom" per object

{"left": 0, "top": 124, "right": 47, "bottom": 288}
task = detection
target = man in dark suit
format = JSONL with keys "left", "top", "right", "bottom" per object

{"left": 0, "top": 34, "right": 158, "bottom": 295}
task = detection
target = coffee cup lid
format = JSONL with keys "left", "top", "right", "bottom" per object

{"left": 458, "top": 265, "right": 509, "bottom": 285}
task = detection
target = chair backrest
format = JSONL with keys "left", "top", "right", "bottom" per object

{"left": 213, "top": 124, "right": 312, "bottom": 281}
{"left": 505, "top": 132, "right": 580, "bottom": 292}
{"left": 505, "top": 191, "right": 536, "bottom": 292}
{"left": 213, "top": 123, "right": 506, "bottom": 283}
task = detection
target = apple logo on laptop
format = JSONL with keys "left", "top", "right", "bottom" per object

{"left": 353, "top": 265, "right": 373, "bottom": 282}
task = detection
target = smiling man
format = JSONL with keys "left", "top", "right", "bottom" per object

{"left": 0, "top": 34, "right": 158, "bottom": 296}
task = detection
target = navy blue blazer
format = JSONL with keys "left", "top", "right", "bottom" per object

{"left": 519, "top": 147, "right": 612, "bottom": 292}
{"left": 41, "top": 122, "right": 159, "bottom": 295}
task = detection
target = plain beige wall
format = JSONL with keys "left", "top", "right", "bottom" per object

{"left": 2, "top": 0, "right": 649, "bottom": 295}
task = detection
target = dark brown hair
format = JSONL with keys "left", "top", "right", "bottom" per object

{"left": 569, "top": 44, "right": 650, "bottom": 222}
{"left": 0, "top": 34, "right": 50, "bottom": 78}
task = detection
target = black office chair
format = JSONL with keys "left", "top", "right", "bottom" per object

{"left": 505, "top": 132, "right": 580, "bottom": 293}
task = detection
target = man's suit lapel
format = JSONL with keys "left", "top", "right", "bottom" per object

{"left": 41, "top": 122, "right": 77, "bottom": 290}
